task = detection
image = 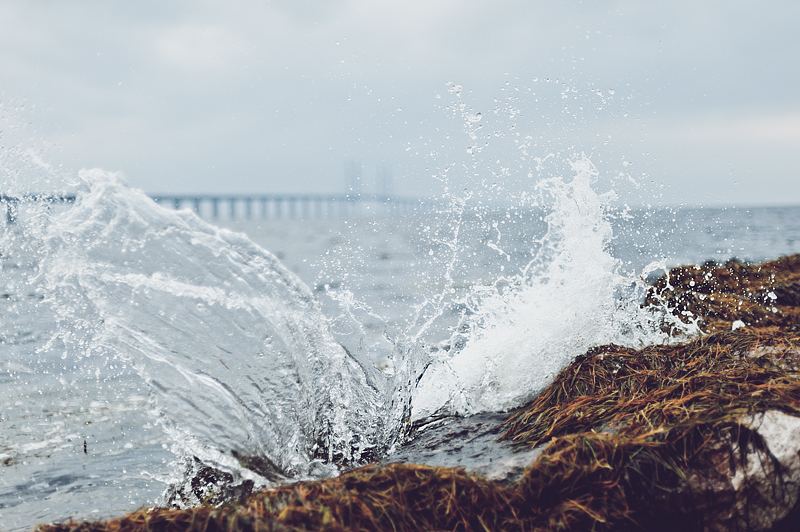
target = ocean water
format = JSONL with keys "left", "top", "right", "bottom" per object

{"left": 1, "top": 166, "right": 799, "bottom": 531}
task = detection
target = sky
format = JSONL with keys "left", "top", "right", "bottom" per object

{"left": 0, "top": 0, "right": 798, "bottom": 207}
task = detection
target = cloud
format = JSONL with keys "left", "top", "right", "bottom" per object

{"left": 154, "top": 24, "right": 251, "bottom": 73}
{"left": 662, "top": 112, "right": 800, "bottom": 145}
{"left": 0, "top": 0, "right": 799, "bottom": 204}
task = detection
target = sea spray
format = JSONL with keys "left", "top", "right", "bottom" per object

{"left": 32, "top": 170, "right": 421, "bottom": 496}
{"left": 411, "top": 156, "right": 697, "bottom": 419}
{"left": 3, "top": 159, "right": 694, "bottom": 512}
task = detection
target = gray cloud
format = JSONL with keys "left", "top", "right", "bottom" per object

{"left": 1, "top": 0, "right": 798, "bottom": 206}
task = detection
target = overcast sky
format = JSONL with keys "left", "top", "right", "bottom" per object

{"left": 1, "top": 1, "right": 798, "bottom": 207}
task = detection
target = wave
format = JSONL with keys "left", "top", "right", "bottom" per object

{"left": 6, "top": 159, "right": 694, "bottom": 505}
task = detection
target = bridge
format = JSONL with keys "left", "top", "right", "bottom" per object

{"left": 0, "top": 193, "right": 428, "bottom": 224}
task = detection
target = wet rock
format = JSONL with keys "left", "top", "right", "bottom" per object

{"left": 387, "top": 411, "right": 543, "bottom": 484}
{"left": 162, "top": 456, "right": 257, "bottom": 508}
{"left": 745, "top": 343, "right": 800, "bottom": 371}
{"left": 682, "top": 411, "right": 800, "bottom": 531}
{"left": 766, "top": 283, "right": 800, "bottom": 307}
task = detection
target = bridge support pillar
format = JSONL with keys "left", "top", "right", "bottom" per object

{"left": 4, "top": 199, "right": 18, "bottom": 225}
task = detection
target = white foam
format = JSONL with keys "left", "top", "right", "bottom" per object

{"left": 412, "top": 156, "right": 695, "bottom": 418}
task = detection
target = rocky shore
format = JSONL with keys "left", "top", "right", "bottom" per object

{"left": 36, "top": 255, "right": 800, "bottom": 532}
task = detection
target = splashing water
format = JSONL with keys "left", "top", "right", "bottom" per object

{"left": 30, "top": 170, "right": 422, "bottom": 490}
{"left": 411, "top": 156, "right": 694, "bottom": 419}
{"left": 2, "top": 156, "right": 693, "bottom": 519}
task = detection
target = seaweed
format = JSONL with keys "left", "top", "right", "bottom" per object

{"left": 502, "top": 328, "right": 800, "bottom": 449}
{"left": 37, "top": 464, "right": 530, "bottom": 532}
{"left": 645, "top": 254, "right": 800, "bottom": 333}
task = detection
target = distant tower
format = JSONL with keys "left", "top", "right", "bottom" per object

{"left": 377, "top": 165, "right": 393, "bottom": 198}
{"left": 345, "top": 160, "right": 362, "bottom": 196}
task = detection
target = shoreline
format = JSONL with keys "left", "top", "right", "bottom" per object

{"left": 35, "top": 254, "right": 800, "bottom": 532}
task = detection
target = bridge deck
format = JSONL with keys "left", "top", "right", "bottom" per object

{"left": 1, "top": 193, "right": 428, "bottom": 223}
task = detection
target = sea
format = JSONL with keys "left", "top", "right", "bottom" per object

{"left": 1, "top": 164, "right": 799, "bottom": 531}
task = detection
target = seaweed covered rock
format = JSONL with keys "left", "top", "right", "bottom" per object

{"left": 646, "top": 254, "right": 800, "bottom": 333}
{"left": 503, "top": 327, "right": 800, "bottom": 531}
{"left": 36, "top": 255, "right": 800, "bottom": 532}
{"left": 37, "top": 464, "right": 532, "bottom": 532}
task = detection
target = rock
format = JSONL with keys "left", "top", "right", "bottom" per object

{"left": 386, "top": 411, "right": 543, "bottom": 484}
{"left": 682, "top": 411, "right": 800, "bottom": 531}
{"left": 769, "top": 283, "right": 800, "bottom": 307}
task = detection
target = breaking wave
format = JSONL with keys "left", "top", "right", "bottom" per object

{"left": 4, "top": 158, "right": 693, "bottom": 504}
